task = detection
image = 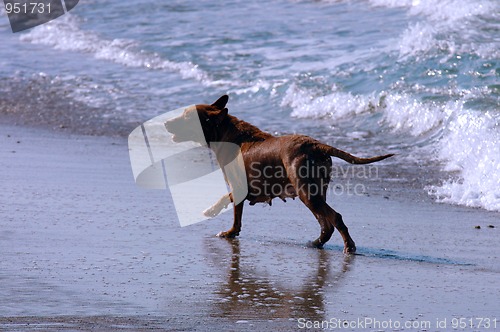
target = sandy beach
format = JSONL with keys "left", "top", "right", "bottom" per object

{"left": 0, "top": 122, "right": 498, "bottom": 331}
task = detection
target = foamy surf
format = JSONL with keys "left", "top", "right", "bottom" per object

{"left": 277, "top": 0, "right": 500, "bottom": 212}
{"left": 281, "top": 84, "right": 378, "bottom": 120}
{"left": 360, "top": 0, "right": 499, "bottom": 61}
{"left": 282, "top": 83, "right": 500, "bottom": 212}
{"left": 393, "top": 0, "right": 498, "bottom": 60}
{"left": 282, "top": 84, "right": 449, "bottom": 137}
{"left": 19, "top": 14, "right": 211, "bottom": 84}
{"left": 428, "top": 109, "right": 500, "bottom": 211}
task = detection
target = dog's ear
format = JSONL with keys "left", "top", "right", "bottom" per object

{"left": 212, "top": 95, "right": 229, "bottom": 110}
{"left": 216, "top": 108, "right": 228, "bottom": 124}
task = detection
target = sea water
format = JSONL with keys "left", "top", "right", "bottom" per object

{"left": 0, "top": 0, "right": 498, "bottom": 211}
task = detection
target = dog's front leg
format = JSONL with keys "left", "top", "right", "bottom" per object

{"left": 216, "top": 201, "right": 243, "bottom": 238}
{"left": 203, "top": 193, "right": 232, "bottom": 217}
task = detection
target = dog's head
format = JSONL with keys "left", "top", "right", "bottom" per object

{"left": 165, "top": 95, "right": 229, "bottom": 145}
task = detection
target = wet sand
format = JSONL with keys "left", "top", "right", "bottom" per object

{"left": 1, "top": 123, "right": 499, "bottom": 331}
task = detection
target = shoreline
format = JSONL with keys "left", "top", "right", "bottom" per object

{"left": 1, "top": 122, "right": 499, "bottom": 331}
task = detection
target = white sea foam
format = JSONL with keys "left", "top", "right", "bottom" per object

{"left": 429, "top": 110, "right": 500, "bottom": 211}
{"left": 407, "top": 0, "right": 495, "bottom": 23}
{"left": 281, "top": 84, "right": 377, "bottom": 120}
{"left": 382, "top": 92, "right": 500, "bottom": 212}
{"left": 380, "top": 94, "right": 453, "bottom": 137}
{"left": 19, "top": 14, "right": 211, "bottom": 84}
{"left": 368, "top": 0, "right": 500, "bottom": 211}
{"left": 368, "top": 0, "right": 499, "bottom": 60}
{"left": 399, "top": 21, "right": 499, "bottom": 61}
{"left": 230, "top": 79, "right": 272, "bottom": 95}
{"left": 366, "top": 0, "right": 413, "bottom": 8}
{"left": 282, "top": 84, "right": 500, "bottom": 211}
{"left": 368, "top": 0, "right": 496, "bottom": 21}
{"left": 282, "top": 84, "right": 452, "bottom": 136}
{"left": 398, "top": 22, "right": 440, "bottom": 60}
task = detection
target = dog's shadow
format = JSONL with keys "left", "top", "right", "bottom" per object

{"left": 204, "top": 237, "right": 354, "bottom": 321}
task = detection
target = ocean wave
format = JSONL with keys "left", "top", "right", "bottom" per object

{"left": 407, "top": 0, "right": 496, "bottom": 23}
{"left": 398, "top": 21, "right": 499, "bottom": 61}
{"left": 230, "top": 79, "right": 273, "bottom": 95}
{"left": 368, "top": 0, "right": 496, "bottom": 21}
{"left": 309, "top": 0, "right": 498, "bottom": 60}
{"left": 281, "top": 84, "right": 379, "bottom": 120}
{"left": 18, "top": 14, "right": 211, "bottom": 84}
{"left": 428, "top": 110, "right": 500, "bottom": 211}
{"left": 282, "top": 84, "right": 500, "bottom": 211}
{"left": 367, "top": 0, "right": 499, "bottom": 60}
{"left": 382, "top": 92, "right": 500, "bottom": 212}
{"left": 408, "top": 0, "right": 497, "bottom": 60}
{"left": 379, "top": 94, "right": 453, "bottom": 136}
{"left": 366, "top": 0, "right": 413, "bottom": 9}
{"left": 282, "top": 84, "right": 452, "bottom": 136}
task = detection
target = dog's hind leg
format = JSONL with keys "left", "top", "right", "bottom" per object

{"left": 303, "top": 196, "right": 356, "bottom": 253}
{"left": 216, "top": 201, "right": 243, "bottom": 238}
{"left": 329, "top": 211, "right": 356, "bottom": 253}
{"left": 290, "top": 171, "right": 356, "bottom": 253}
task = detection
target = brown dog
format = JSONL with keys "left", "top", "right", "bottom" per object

{"left": 165, "top": 95, "right": 393, "bottom": 253}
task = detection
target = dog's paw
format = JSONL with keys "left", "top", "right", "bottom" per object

{"left": 307, "top": 240, "right": 324, "bottom": 249}
{"left": 216, "top": 230, "right": 238, "bottom": 238}
{"left": 343, "top": 244, "right": 356, "bottom": 254}
{"left": 203, "top": 204, "right": 228, "bottom": 218}
{"left": 203, "top": 207, "right": 218, "bottom": 218}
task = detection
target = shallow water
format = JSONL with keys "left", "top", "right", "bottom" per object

{"left": 0, "top": 0, "right": 499, "bottom": 211}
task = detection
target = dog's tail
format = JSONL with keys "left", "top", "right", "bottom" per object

{"left": 316, "top": 143, "right": 394, "bottom": 164}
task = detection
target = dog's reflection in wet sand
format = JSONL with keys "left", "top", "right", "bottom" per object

{"left": 205, "top": 238, "right": 354, "bottom": 321}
